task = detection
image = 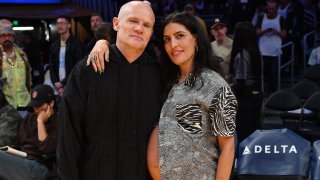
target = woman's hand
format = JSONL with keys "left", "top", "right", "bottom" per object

{"left": 37, "top": 105, "right": 52, "bottom": 141}
{"left": 37, "top": 105, "right": 51, "bottom": 124}
{"left": 86, "top": 39, "right": 110, "bottom": 73}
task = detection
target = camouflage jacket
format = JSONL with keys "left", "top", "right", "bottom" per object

{"left": 0, "top": 103, "right": 22, "bottom": 146}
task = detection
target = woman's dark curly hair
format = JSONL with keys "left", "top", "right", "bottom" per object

{"left": 157, "top": 12, "right": 223, "bottom": 103}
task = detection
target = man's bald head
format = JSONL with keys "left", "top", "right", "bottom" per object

{"left": 118, "top": 1, "right": 155, "bottom": 22}
{"left": 112, "top": 0, "right": 155, "bottom": 61}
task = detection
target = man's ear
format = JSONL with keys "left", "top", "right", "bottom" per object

{"left": 113, "top": 17, "right": 119, "bottom": 31}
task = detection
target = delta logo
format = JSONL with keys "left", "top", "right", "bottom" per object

{"left": 32, "top": 91, "right": 38, "bottom": 99}
{"left": 242, "top": 145, "right": 298, "bottom": 155}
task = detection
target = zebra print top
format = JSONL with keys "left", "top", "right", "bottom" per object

{"left": 158, "top": 68, "right": 237, "bottom": 179}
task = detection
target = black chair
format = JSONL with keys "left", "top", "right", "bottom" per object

{"left": 261, "top": 90, "right": 302, "bottom": 129}
{"left": 303, "top": 91, "right": 320, "bottom": 114}
{"left": 292, "top": 79, "right": 320, "bottom": 101}
{"left": 295, "top": 91, "right": 320, "bottom": 142}
{"left": 236, "top": 129, "right": 311, "bottom": 180}
{"left": 290, "top": 80, "right": 320, "bottom": 125}
{"left": 303, "top": 64, "right": 320, "bottom": 85}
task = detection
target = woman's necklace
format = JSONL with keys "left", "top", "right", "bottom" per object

{"left": 3, "top": 51, "right": 16, "bottom": 67}
{"left": 178, "top": 72, "right": 192, "bottom": 84}
{"left": 178, "top": 74, "right": 189, "bottom": 83}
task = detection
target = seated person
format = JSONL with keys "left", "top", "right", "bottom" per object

{"left": 0, "top": 78, "right": 23, "bottom": 147}
{"left": 0, "top": 84, "right": 58, "bottom": 180}
{"left": 308, "top": 46, "right": 320, "bottom": 66}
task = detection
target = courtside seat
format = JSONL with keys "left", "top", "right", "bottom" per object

{"left": 311, "top": 140, "right": 320, "bottom": 180}
{"left": 237, "top": 128, "right": 310, "bottom": 180}
{"left": 261, "top": 90, "right": 302, "bottom": 129}
{"left": 295, "top": 91, "right": 320, "bottom": 142}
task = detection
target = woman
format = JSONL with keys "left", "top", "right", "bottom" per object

{"left": 149, "top": 12, "right": 237, "bottom": 179}
{"left": 88, "top": 12, "right": 237, "bottom": 179}
{"left": 230, "top": 21, "right": 263, "bottom": 143}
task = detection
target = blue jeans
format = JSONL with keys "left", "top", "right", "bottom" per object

{"left": 0, "top": 151, "right": 48, "bottom": 180}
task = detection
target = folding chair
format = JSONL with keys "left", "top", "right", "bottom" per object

{"left": 237, "top": 128, "right": 311, "bottom": 180}
{"left": 292, "top": 79, "right": 320, "bottom": 101}
{"left": 290, "top": 80, "right": 320, "bottom": 126}
{"left": 303, "top": 64, "right": 320, "bottom": 85}
{"left": 311, "top": 140, "right": 320, "bottom": 180}
{"left": 295, "top": 91, "right": 320, "bottom": 142}
{"left": 261, "top": 90, "right": 302, "bottom": 129}
{"left": 303, "top": 91, "right": 320, "bottom": 115}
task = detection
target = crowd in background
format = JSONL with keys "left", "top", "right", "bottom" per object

{"left": 5, "top": 0, "right": 320, "bottom": 88}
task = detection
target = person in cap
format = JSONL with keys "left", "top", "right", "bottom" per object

{"left": 210, "top": 17, "right": 233, "bottom": 83}
{"left": 0, "top": 19, "right": 32, "bottom": 110}
{"left": 0, "top": 84, "right": 58, "bottom": 180}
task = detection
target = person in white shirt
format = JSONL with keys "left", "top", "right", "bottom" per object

{"left": 256, "top": 0, "right": 287, "bottom": 92}
{"left": 308, "top": 46, "right": 320, "bottom": 66}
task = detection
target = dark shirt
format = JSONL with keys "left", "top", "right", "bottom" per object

{"left": 19, "top": 113, "right": 58, "bottom": 163}
{"left": 49, "top": 35, "right": 85, "bottom": 86}
{"left": 23, "top": 41, "right": 42, "bottom": 72}
{"left": 286, "top": 1, "right": 304, "bottom": 37}
{"left": 86, "top": 37, "right": 96, "bottom": 53}
{"left": 228, "top": 3, "right": 255, "bottom": 32}
{"left": 57, "top": 45, "right": 161, "bottom": 180}
{"left": 24, "top": 41, "right": 43, "bottom": 86}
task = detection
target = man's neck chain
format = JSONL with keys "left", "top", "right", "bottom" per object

{"left": 3, "top": 51, "right": 17, "bottom": 66}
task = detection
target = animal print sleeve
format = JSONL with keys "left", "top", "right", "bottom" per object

{"left": 209, "top": 87, "right": 237, "bottom": 137}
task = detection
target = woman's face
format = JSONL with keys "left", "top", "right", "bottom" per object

{"left": 163, "top": 22, "right": 197, "bottom": 71}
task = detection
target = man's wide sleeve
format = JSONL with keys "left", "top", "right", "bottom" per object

{"left": 57, "top": 61, "right": 89, "bottom": 180}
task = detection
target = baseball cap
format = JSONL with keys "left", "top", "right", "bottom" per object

{"left": 28, "top": 85, "right": 55, "bottom": 107}
{"left": 211, "top": 17, "right": 227, "bottom": 29}
{"left": 0, "top": 19, "right": 15, "bottom": 36}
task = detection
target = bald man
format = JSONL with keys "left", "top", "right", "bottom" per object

{"left": 57, "top": 1, "right": 161, "bottom": 179}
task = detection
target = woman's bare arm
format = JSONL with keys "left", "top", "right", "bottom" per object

{"left": 216, "top": 136, "right": 235, "bottom": 180}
